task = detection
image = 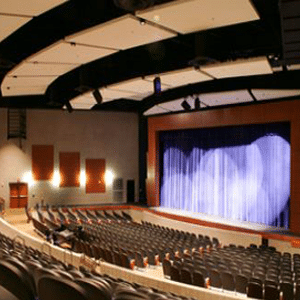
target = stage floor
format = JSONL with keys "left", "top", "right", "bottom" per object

{"left": 151, "top": 206, "right": 291, "bottom": 235}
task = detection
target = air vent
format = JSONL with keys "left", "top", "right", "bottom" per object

{"left": 280, "top": 0, "right": 300, "bottom": 65}
{"left": 7, "top": 108, "right": 26, "bottom": 140}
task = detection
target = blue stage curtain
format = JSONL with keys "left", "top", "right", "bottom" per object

{"left": 160, "top": 123, "right": 290, "bottom": 228}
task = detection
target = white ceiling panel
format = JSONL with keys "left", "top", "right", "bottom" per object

{"left": 66, "top": 15, "right": 176, "bottom": 50}
{"left": 2, "top": 76, "right": 57, "bottom": 87}
{"left": 27, "top": 41, "right": 117, "bottom": 65}
{"left": 1, "top": 85, "right": 48, "bottom": 96}
{"left": 1, "top": 75, "right": 57, "bottom": 96}
{"left": 287, "top": 64, "right": 300, "bottom": 71}
{"left": 201, "top": 56, "right": 272, "bottom": 79}
{"left": 100, "top": 88, "right": 143, "bottom": 102}
{"left": 0, "top": 0, "right": 68, "bottom": 16}
{"left": 0, "top": 14, "right": 31, "bottom": 42}
{"left": 147, "top": 67, "right": 212, "bottom": 88}
{"left": 71, "top": 92, "right": 97, "bottom": 110}
{"left": 137, "top": 0, "right": 259, "bottom": 34}
{"left": 143, "top": 105, "right": 170, "bottom": 116}
{"left": 200, "top": 90, "right": 253, "bottom": 106}
{"left": 252, "top": 89, "right": 300, "bottom": 101}
{"left": 8, "top": 61, "right": 79, "bottom": 76}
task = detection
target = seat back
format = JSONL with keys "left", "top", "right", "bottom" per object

{"left": 235, "top": 274, "right": 248, "bottom": 294}
{"left": 247, "top": 281, "right": 263, "bottom": 299}
{"left": 0, "top": 260, "right": 35, "bottom": 300}
{"left": 38, "top": 276, "right": 89, "bottom": 300}
{"left": 221, "top": 271, "right": 235, "bottom": 291}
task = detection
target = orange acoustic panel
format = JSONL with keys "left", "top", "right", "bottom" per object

{"left": 59, "top": 152, "right": 80, "bottom": 187}
{"left": 32, "top": 145, "right": 54, "bottom": 180}
{"left": 86, "top": 159, "right": 106, "bottom": 193}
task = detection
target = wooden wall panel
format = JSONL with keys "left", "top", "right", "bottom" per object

{"left": 32, "top": 145, "right": 54, "bottom": 180}
{"left": 147, "top": 100, "right": 300, "bottom": 233}
{"left": 86, "top": 159, "right": 106, "bottom": 193}
{"left": 59, "top": 152, "right": 80, "bottom": 187}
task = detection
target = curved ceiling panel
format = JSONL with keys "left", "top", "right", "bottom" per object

{"left": 27, "top": 41, "right": 117, "bottom": 65}
{"left": 6, "top": 61, "right": 78, "bottom": 76}
{"left": 66, "top": 14, "right": 176, "bottom": 50}
{"left": 200, "top": 56, "right": 273, "bottom": 79}
{"left": 137, "top": 0, "right": 259, "bottom": 34}
{"left": 0, "top": 0, "right": 68, "bottom": 16}
{"left": 0, "top": 14, "right": 32, "bottom": 43}
{"left": 1, "top": 75, "right": 57, "bottom": 96}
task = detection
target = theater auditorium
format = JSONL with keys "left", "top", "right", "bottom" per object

{"left": 0, "top": 0, "right": 300, "bottom": 299}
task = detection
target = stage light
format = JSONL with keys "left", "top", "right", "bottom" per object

{"left": 194, "top": 96, "right": 200, "bottom": 110}
{"left": 65, "top": 101, "right": 73, "bottom": 113}
{"left": 181, "top": 99, "right": 191, "bottom": 111}
{"left": 93, "top": 89, "right": 103, "bottom": 104}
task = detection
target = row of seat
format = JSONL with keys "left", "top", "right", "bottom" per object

{"left": 0, "top": 232, "right": 197, "bottom": 300}
{"left": 32, "top": 205, "right": 300, "bottom": 299}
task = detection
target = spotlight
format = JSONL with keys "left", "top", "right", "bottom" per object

{"left": 93, "top": 89, "right": 103, "bottom": 104}
{"left": 154, "top": 77, "right": 161, "bottom": 95}
{"left": 194, "top": 96, "right": 200, "bottom": 110}
{"left": 65, "top": 101, "right": 73, "bottom": 113}
{"left": 181, "top": 100, "right": 191, "bottom": 111}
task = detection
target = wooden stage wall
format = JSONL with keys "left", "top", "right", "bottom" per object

{"left": 147, "top": 99, "right": 300, "bottom": 234}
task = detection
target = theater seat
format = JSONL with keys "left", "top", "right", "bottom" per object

{"left": 38, "top": 276, "right": 89, "bottom": 300}
{"left": 0, "top": 260, "right": 35, "bottom": 300}
{"left": 0, "top": 285, "right": 19, "bottom": 300}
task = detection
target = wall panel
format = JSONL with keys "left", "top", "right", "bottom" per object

{"left": 32, "top": 145, "right": 54, "bottom": 180}
{"left": 59, "top": 152, "right": 80, "bottom": 187}
{"left": 86, "top": 159, "right": 105, "bottom": 193}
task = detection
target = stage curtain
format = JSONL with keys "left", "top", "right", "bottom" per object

{"left": 32, "top": 145, "right": 54, "bottom": 180}
{"left": 159, "top": 123, "right": 290, "bottom": 228}
{"left": 86, "top": 159, "right": 106, "bottom": 193}
{"left": 59, "top": 152, "right": 80, "bottom": 187}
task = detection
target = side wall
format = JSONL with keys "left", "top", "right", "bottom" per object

{"left": 0, "top": 109, "right": 139, "bottom": 208}
{"left": 147, "top": 100, "right": 300, "bottom": 234}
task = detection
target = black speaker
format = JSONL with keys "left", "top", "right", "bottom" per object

{"left": 127, "top": 180, "right": 135, "bottom": 203}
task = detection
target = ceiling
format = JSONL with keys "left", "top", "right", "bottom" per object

{"left": 1, "top": 0, "right": 300, "bottom": 116}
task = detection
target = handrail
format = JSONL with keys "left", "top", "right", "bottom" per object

{"left": 13, "top": 235, "right": 25, "bottom": 250}
{"left": 41, "top": 242, "right": 52, "bottom": 257}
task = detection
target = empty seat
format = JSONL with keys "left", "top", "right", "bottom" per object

{"left": 247, "top": 281, "right": 263, "bottom": 299}
{"left": 264, "top": 283, "right": 279, "bottom": 300}
{"left": 280, "top": 281, "right": 294, "bottom": 300}
{"left": 170, "top": 265, "right": 181, "bottom": 282}
{"left": 209, "top": 269, "right": 222, "bottom": 289}
{"left": 75, "top": 278, "right": 112, "bottom": 300}
{"left": 192, "top": 270, "right": 205, "bottom": 288}
{"left": 38, "top": 276, "right": 89, "bottom": 300}
{"left": 235, "top": 274, "right": 248, "bottom": 294}
{"left": 221, "top": 271, "right": 235, "bottom": 291}
{"left": 0, "top": 260, "right": 35, "bottom": 300}
{"left": 180, "top": 267, "right": 192, "bottom": 285}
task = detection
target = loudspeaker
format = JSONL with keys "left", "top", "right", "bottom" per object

{"left": 92, "top": 89, "right": 103, "bottom": 104}
{"left": 127, "top": 180, "right": 135, "bottom": 203}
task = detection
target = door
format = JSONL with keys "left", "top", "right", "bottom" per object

{"left": 9, "top": 182, "right": 28, "bottom": 208}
